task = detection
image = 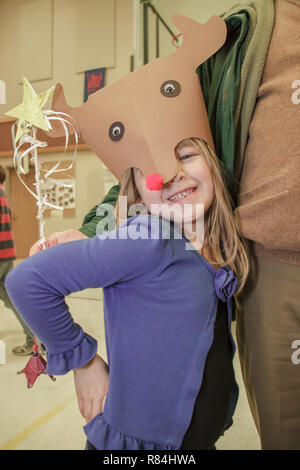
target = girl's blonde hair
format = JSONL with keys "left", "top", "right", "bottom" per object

{"left": 116, "top": 137, "right": 249, "bottom": 298}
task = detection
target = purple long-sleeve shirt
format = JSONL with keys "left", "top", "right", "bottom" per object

{"left": 6, "top": 214, "right": 238, "bottom": 450}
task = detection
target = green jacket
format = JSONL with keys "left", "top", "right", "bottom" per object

{"left": 79, "top": 0, "right": 274, "bottom": 237}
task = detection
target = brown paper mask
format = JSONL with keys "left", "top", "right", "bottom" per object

{"left": 49, "top": 14, "right": 226, "bottom": 188}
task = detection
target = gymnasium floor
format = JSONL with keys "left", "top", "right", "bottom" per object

{"left": 0, "top": 261, "right": 260, "bottom": 451}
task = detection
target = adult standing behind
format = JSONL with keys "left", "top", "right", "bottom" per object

{"left": 233, "top": 0, "right": 300, "bottom": 450}
{"left": 0, "top": 165, "right": 35, "bottom": 355}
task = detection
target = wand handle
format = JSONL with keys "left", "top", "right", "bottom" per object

{"left": 32, "top": 128, "right": 47, "bottom": 250}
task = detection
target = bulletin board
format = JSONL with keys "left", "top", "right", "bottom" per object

{"left": 37, "top": 160, "right": 76, "bottom": 218}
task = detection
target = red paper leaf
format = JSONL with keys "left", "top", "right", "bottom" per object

{"left": 17, "top": 350, "right": 56, "bottom": 388}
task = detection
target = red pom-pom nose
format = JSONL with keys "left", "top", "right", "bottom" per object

{"left": 146, "top": 173, "right": 164, "bottom": 191}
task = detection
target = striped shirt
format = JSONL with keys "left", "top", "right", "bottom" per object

{"left": 0, "top": 184, "right": 16, "bottom": 261}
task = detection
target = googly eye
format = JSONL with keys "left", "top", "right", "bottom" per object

{"left": 165, "top": 83, "right": 175, "bottom": 94}
{"left": 160, "top": 80, "right": 181, "bottom": 98}
{"left": 109, "top": 122, "right": 125, "bottom": 141}
{"left": 113, "top": 127, "right": 121, "bottom": 137}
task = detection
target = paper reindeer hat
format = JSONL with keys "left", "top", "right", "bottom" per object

{"left": 49, "top": 14, "right": 227, "bottom": 189}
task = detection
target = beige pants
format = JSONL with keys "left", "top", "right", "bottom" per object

{"left": 236, "top": 246, "right": 300, "bottom": 449}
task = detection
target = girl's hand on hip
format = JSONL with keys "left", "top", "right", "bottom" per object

{"left": 73, "top": 354, "right": 109, "bottom": 424}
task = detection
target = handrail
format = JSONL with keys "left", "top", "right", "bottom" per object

{"left": 141, "top": 0, "right": 179, "bottom": 64}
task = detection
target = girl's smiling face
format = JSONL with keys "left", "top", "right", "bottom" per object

{"left": 133, "top": 143, "right": 215, "bottom": 234}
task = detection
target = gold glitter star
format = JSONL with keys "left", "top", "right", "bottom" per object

{"left": 6, "top": 77, "right": 55, "bottom": 144}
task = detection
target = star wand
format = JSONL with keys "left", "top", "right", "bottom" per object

{"left": 6, "top": 77, "right": 78, "bottom": 388}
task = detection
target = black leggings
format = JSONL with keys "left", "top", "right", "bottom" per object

{"left": 180, "top": 301, "right": 235, "bottom": 450}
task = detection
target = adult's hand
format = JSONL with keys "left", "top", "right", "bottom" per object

{"left": 29, "top": 229, "right": 88, "bottom": 256}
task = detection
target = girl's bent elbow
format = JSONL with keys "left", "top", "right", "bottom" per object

{"left": 5, "top": 264, "right": 30, "bottom": 299}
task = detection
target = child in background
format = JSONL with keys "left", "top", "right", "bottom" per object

{"left": 0, "top": 165, "right": 35, "bottom": 355}
{"left": 6, "top": 136, "right": 248, "bottom": 450}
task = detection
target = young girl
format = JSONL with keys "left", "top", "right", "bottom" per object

{"left": 6, "top": 137, "right": 249, "bottom": 451}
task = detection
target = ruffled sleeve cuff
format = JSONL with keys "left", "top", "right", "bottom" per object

{"left": 45, "top": 333, "right": 98, "bottom": 375}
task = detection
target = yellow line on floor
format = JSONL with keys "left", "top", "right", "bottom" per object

{"left": 0, "top": 395, "right": 75, "bottom": 450}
